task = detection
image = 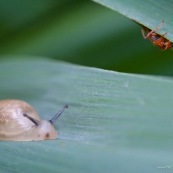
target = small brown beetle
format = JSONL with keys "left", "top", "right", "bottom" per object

{"left": 141, "top": 20, "right": 172, "bottom": 50}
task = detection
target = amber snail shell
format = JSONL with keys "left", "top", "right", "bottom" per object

{"left": 0, "top": 99, "right": 68, "bottom": 141}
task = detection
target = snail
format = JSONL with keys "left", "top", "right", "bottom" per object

{"left": 0, "top": 99, "right": 68, "bottom": 141}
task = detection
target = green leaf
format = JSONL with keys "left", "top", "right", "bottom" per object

{"left": 93, "top": 0, "right": 173, "bottom": 41}
{"left": 0, "top": 58, "right": 173, "bottom": 173}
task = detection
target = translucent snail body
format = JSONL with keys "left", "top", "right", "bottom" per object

{"left": 0, "top": 100, "right": 67, "bottom": 141}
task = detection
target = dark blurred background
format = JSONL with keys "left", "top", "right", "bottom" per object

{"left": 0, "top": 0, "right": 173, "bottom": 76}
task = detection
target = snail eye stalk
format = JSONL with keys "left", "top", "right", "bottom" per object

{"left": 49, "top": 104, "right": 68, "bottom": 125}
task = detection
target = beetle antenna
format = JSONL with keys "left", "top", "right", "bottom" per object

{"left": 23, "top": 113, "right": 40, "bottom": 126}
{"left": 49, "top": 104, "right": 68, "bottom": 125}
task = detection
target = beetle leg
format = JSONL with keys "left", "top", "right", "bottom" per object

{"left": 141, "top": 28, "right": 155, "bottom": 39}
{"left": 161, "top": 32, "right": 167, "bottom": 37}
{"left": 164, "top": 43, "right": 169, "bottom": 50}
{"left": 141, "top": 28, "right": 147, "bottom": 39}
{"left": 143, "top": 20, "right": 165, "bottom": 39}
{"left": 152, "top": 20, "right": 164, "bottom": 32}
{"left": 164, "top": 41, "right": 172, "bottom": 50}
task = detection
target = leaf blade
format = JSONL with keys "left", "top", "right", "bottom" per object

{"left": 0, "top": 58, "right": 173, "bottom": 172}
